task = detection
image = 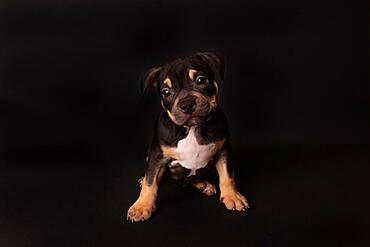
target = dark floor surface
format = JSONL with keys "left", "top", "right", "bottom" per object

{"left": 1, "top": 144, "right": 368, "bottom": 247}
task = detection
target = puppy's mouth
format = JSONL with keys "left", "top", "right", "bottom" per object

{"left": 170, "top": 109, "right": 214, "bottom": 126}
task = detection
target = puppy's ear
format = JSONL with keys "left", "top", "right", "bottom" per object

{"left": 140, "top": 66, "right": 162, "bottom": 95}
{"left": 196, "top": 51, "right": 224, "bottom": 83}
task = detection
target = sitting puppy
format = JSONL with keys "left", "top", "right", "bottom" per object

{"left": 127, "top": 51, "right": 249, "bottom": 222}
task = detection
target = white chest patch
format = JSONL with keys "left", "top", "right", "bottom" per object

{"left": 170, "top": 127, "right": 217, "bottom": 176}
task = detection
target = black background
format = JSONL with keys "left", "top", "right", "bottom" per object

{"left": 0, "top": 0, "right": 369, "bottom": 246}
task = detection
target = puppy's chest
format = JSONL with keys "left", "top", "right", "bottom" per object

{"left": 169, "top": 127, "right": 219, "bottom": 176}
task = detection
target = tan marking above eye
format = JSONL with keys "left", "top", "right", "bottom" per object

{"left": 163, "top": 77, "right": 172, "bottom": 88}
{"left": 188, "top": 69, "right": 197, "bottom": 80}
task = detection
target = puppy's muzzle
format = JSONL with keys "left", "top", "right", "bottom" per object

{"left": 178, "top": 96, "right": 196, "bottom": 114}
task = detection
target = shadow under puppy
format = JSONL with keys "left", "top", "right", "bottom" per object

{"left": 127, "top": 51, "right": 249, "bottom": 222}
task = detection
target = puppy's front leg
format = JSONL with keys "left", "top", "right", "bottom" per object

{"left": 215, "top": 146, "right": 249, "bottom": 211}
{"left": 127, "top": 146, "right": 165, "bottom": 222}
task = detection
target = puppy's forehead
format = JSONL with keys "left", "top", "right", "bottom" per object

{"left": 168, "top": 61, "right": 187, "bottom": 82}
{"left": 160, "top": 57, "right": 210, "bottom": 87}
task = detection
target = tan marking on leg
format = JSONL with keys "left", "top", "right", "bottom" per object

{"left": 193, "top": 181, "right": 216, "bottom": 196}
{"left": 163, "top": 77, "right": 172, "bottom": 88}
{"left": 188, "top": 69, "right": 197, "bottom": 80}
{"left": 215, "top": 156, "right": 249, "bottom": 211}
{"left": 156, "top": 165, "right": 165, "bottom": 182}
{"left": 127, "top": 166, "right": 164, "bottom": 222}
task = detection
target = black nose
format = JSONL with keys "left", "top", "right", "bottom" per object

{"left": 179, "top": 97, "right": 196, "bottom": 114}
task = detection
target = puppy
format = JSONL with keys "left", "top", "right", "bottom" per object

{"left": 127, "top": 51, "right": 249, "bottom": 222}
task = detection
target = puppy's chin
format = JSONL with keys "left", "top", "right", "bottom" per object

{"left": 186, "top": 116, "right": 208, "bottom": 126}
{"left": 170, "top": 113, "right": 213, "bottom": 127}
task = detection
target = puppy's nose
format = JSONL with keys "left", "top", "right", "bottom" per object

{"left": 179, "top": 97, "right": 196, "bottom": 114}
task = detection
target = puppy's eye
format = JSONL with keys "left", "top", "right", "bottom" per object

{"left": 161, "top": 87, "right": 171, "bottom": 97}
{"left": 195, "top": 75, "right": 209, "bottom": 85}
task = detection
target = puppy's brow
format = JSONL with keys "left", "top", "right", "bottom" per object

{"left": 188, "top": 69, "right": 197, "bottom": 80}
{"left": 163, "top": 77, "right": 172, "bottom": 88}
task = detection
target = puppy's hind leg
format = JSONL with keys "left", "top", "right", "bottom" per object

{"left": 193, "top": 181, "right": 217, "bottom": 196}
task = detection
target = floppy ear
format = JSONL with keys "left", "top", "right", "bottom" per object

{"left": 140, "top": 66, "right": 162, "bottom": 95}
{"left": 196, "top": 51, "right": 225, "bottom": 83}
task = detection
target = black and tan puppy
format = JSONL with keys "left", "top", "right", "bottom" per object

{"left": 127, "top": 51, "right": 249, "bottom": 222}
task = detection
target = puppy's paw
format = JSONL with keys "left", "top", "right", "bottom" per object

{"left": 127, "top": 201, "right": 156, "bottom": 222}
{"left": 220, "top": 190, "right": 249, "bottom": 211}
{"left": 138, "top": 176, "right": 144, "bottom": 187}
{"left": 194, "top": 181, "right": 217, "bottom": 196}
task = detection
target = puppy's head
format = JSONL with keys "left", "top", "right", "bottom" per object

{"left": 141, "top": 51, "right": 224, "bottom": 126}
